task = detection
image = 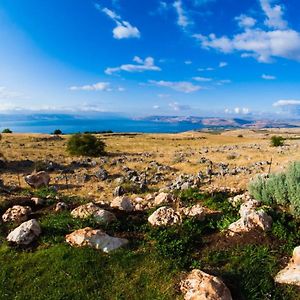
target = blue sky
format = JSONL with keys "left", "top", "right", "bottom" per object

{"left": 0, "top": 0, "right": 300, "bottom": 118}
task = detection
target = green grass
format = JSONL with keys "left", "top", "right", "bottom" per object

{"left": 0, "top": 244, "right": 180, "bottom": 300}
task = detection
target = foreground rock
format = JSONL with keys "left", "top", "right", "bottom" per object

{"left": 181, "top": 204, "right": 206, "bottom": 221}
{"left": 2, "top": 205, "right": 32, "bottom": 223}
{"left": 180, "top": 269, "right": 232, "bottom": 300}
{"left": 228, "top": 199, "right": 272, "bottom": 234}
{"left": 154, "top": 192, "right": 173, "bottom": 206}
{"left": 7, "top": 219, "right": 41, "bottom": 245}
{"left": 275, "top": 246, "right": 300, "bottom": 286}
{"left": 71, "top": 203, "right": 116, "bottom": 224}
{"left": 110, "top": 196, "right": 134, "bottom": 212}
{"left": 65, "top": 227, "right": 128, "bottom": 253}
{"left": 24, "top": 171, "right": 50, "bottom": 188}
{"left": 148, "top": 206, "right": 181, "bottom": 226}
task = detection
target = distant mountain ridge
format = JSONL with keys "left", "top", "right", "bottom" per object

{"left": 137, "top": 116, "right": 299, "bottom": 129}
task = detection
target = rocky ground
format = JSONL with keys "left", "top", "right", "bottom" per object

{"left": 1, "top": 129, "right": 300, "bottom": 299}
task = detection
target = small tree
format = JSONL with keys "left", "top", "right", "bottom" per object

{"left": 53, "top": 129, "right": 62, "bottom": 135}
{"left": 2, "top": 128, "right": 12, "bottom": 133}
{"left": 67, "top": 133, "right": 106, "bottom": 157}
{"left": 271, "top": 135, "right": 284, "bottom": 147}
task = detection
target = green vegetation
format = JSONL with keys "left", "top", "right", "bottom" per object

{"left": 271, "top": 135, "right": 285, "bottom": 147}
{"left": 53, "top": 129, "right": 62, "bottom": 135}
{"left": 2, "top": 128, "right": 12, "bottom": 133}
{"left": 249, "top": 162, "right": 300, "bottom": 216}
{"left": 1, "top": 189, "right": 300, "bottom": 299}
{"left": 67, "top": 133, "right": 106, "bottom": 157}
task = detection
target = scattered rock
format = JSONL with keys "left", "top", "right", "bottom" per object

{"left": 113, "top": 186, "right": 125, "bottom": 197}
{"left": 228, "top": 199, "right": 272, "bottom": 234}
{"left": 111, "top": 196, "right": 134, "bottom": 212}
{"left": 55, "top": 202, "right": 68, "bottom": 212}
{"left": 275, "top": 246, "right": 300, "bottom": 286}
{"left": 71, "top": 203, "right": 116, "bottom": 224}
{"left": 24, "top": 171, "right": 50, "bottom": 188}
{"left": 95, "top": 168, "right": 108, "bottom": 181}
{"left": 31, "top": 197, "right": 46, "bottom": 206}
{"left": 181, "top": 204, "right": 205, "bottom": 221}
{"left": 180, "top": 269, "right": 232, "bottom": 300}
{"left": 154, "top": 192, "right": 173, "bottom": 206}
{"left": 148, "top": 206, "right": 182, "bottom": 226}
{"left": 2, "top": 205, "right": 32, "bottom": 223}
{"left": 65, "top": 227, "right": 128, "bottom": 253}
{"left": 7, "top": 219, "right": 41, "bottom": 245}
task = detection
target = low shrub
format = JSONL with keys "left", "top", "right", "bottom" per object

{"left": 248, "top": 162, "right": 300, "bottom": 217}
{"left": 2, "top": 128, "right": 12, "bottom": 133}
{"left": 270, "top": 135, "right": 284, "bottom": 147}
{"left": 67, "top": 133, "right": 106, "bottom": 157}
{"left": 53, "top": 129, "right": 62, "bottom": 135}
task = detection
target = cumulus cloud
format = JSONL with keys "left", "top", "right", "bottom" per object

{"left": 273, "top": 99, "right": 300, "bottom": 115}
{"left": 273, "top": 99, "right": 300, "bottom": 107}
{"left": 97, "top": 6, "right": 140, "bottom": 39}
{"left": 169, "top": 101, "right": 191, "bottom": 111}
{"left": 105, "top": 56, "right": 161, "bottom": 75}
{"left": 173, "top": 0, "right": 191, "bottom": 29}
{"left": 194, "top": 0, "right": 300, "bottom": 62}
{"left": 149, "top": 80, "right": 202, "bottom": 93}
{"left": 262, "top": 74, "right": 276, "bottom": 80}
{"left": 235, "top": 14, "right": 256, "bottom": 28}
{"left": 69, "top": 82, "right": 112, "bottom": 91}
{"left": 260, "top": 0, "right": 287, "bottom": 29}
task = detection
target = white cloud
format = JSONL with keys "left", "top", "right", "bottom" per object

{"left": 173, "top": 0, "right": 191, "bottom": 29}
{"left": 193, "top": 76, "right": 212, "bottom": 82}
{"left": 98, "top": 6, "right": 140, "bottom": 39}
{"left": 184, "top": 60, "right": 193, "bottom": 65}
{"left": 198, "top": 67, "right": 214, "bottom": 71}
{"left": 225, "top": 107, "right": 250, "bottom": 114}
{"left": 262, "top": 74, "right": 276, "bottom": 80}
{"left": 105, "top": 56, "right": 161, "bottom": 75}
{"left": 169, "top": 102, "right": 191, "bottom": 111}
{"left": 149, "top": 80, "right": 202, "bottom": 93}
{"left": 260, "top": 0, "right": 287, "bottom": 29}
{"left": 235, "top": 14, "right": 256, "bottom": 28}
{"left": 217, "top": 79, "right": 232, "bottom": 85}
{"left": 153, "top": 105, "right": 160, "bottom": 109}
{"left": 69, "top": 82, "right": 112, "bottom": 91}
{"left": 273, "top": 99, "right": 300, "bottom": 107}
{"left": 219, "top": 61, "right": 228, "bottom": 68}
{"left": 194, "top": 0, "right": 300, "bottom": 62}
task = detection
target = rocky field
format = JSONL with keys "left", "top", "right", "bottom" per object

{"left": 1, "top": 129, "right": 300, "bottom": 299}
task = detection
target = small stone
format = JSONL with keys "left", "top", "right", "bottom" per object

{"left": 111, "top": 196, "right": 134, "bottom": 212}
{"left": 55, "top": 202, "right": 68, "bottom": 212}
{"left": 24, "top": 171, "right": 50, "bottom": 188}
{"left": 148, "top": 206, "right": 181, "bottom": 226}
{"left": 31, "top": 197, "right": 45, "bottom": 205}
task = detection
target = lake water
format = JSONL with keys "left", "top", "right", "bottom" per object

{"left": 0, "top": 117, "right": 204, "bottom": 134}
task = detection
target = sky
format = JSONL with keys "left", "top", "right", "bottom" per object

{"left": 0, "top": 0, "right": 300, "bottom": 118}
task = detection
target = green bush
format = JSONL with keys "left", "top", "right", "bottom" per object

{"left": 67, "top": 133, "right": 106, "bottom": 157}
{"left": 270, "top": 135, "right": 284, "bottom": 147}
{"left": 248, "top": 162, "right": 300, "bottom": 216}
{"left": 53, "top": 129, "right": 62, "bottom": 135}
{"left": 2, "top": 128, "right": 12, "bottom": 133}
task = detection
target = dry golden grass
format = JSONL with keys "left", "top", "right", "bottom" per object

{"left": 0, "top": 128, "right": 299, "bottom": 201}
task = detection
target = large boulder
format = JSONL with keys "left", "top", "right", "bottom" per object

{"left": 2, "top": 205, "right": 32, "bottom": 223}
{"left": 24, "top": 171, "right": 50, "bottom": 188}
{"left": 148, "top": 206, "right": 182, "bottom": 226}
{"left": 65, "top": 227, "right": 128, "bottom": 253}
{"left": 7, "top": 219, "right": 41, "bottom": 245}
{"left": 180, "top": 269, "right": 232, "bottom": 300}
{"left": 71, "top": 203, "right": 116, "bottom": 224}
{"left": 275, "top": 246, "right": 300, "bottom": 286}
{"left": 110, "top": 196, "right": 134, "bottom": 212}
